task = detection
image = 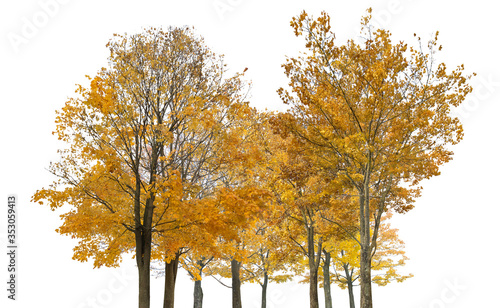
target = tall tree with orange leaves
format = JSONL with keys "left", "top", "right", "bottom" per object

{"left": 274, "top": 9, "right": 474, "bottom": 308}
{"left": 151, "top": 71, "right": 263, "bottom": 308}
{"left": 266, "top": 133, "right": 356, "bottom": 308}
{"left": 32, "top": 26, "right": 252, "bottom": 308}
{"left": 156, "top": 103, "right": 270, "bottom": 308}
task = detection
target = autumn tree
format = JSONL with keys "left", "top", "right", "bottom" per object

{"left": 264, "top": 109, "right": 358, "bottom": 308}
{"left": 323, "top": 212, "right": 413, "bottom": 308}
{"left": 156, "top": 94, "right": 281, "bottom": 308}
{"left": 242, "top": 218, "right": 299, "bottom": 308}
{"left": 172, "top": 107, "right": 271, "bottom": 308}
{"left": 150, "top": 61, "right": 259, "bottom": 308}
{"left": 205, "top": 224, "right": 265, "bottom": 308}
{"left": 32, "top": 26, "right": 253, "bottom": 308}
{"left": 200, "top": 115, "right": 297, "bottom": 308}
{"left": 268, "top": 135, "right": 344, "bottom": 308}
{"left": 182, "top": 183, "right": 269, "bottom": 308}
{"left": 178, "top": 240, "right": 215, "bottom": 308}
{"left": 275, "top": 9, "right": 474, "bottom": 308}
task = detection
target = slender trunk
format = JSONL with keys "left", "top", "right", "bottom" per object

{"left": 348, "top": 281, "right": 355, "bottom": 308}
{"left": 261, "top": 272, "right": 268, "bottom": 308}
{"left": 359, "top": 160, "right": 373, "bottom": 308}
{"left": 192, "top": 258, "right": 211, "bottom": 308}
{"left": 193, "top": 280, "right": 203, "bottom": 308}
{"left": 163, "top": 253, "right": 180, "bottom": 308}
{"left": 307, "top": 225, "right": 322, "bottom": 308}
{"left": 360, "top": 180, "right": 373, "bottom": 308}
{"left": 231, "top": 259, "right": 242, "bottom": 308}
{"left": 322, "top": 250, "right": 332, "bottom": 308}
{"left": 344, "top": 264, "right": 355, "bottom": 308}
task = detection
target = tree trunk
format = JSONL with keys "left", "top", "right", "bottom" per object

{"left": 359, "top": 246, "right": 372, "bottom": 308}
{"left": 344, "top": 264, "right": 355, "bottom": 308}
{"left": 163, "top": 252, "right": 180, "bottom": 308}
{"left": 348, "top": 280, "right": 355, "bottom": 308}
{"left": 192, "top": 258, "right": 210, "bottom": 308}
{"left": 261, "top": 272, "right": 268, "bottom": 308}
{"left": 310, "top": 269, "right": 319, "bottom": 308}
{"left": 307, "top": 225, "right": 322, "bottom": 308}
{"left": 231, "top": 259, "right": 242, "bottom": 308}
{"left": 322, "top": 250, "right": 332, "bottom": 308}
{"left": 359, "top": 174, "right": 373, "bottom": 308}
{"left": 359, "top": 164, "right": 373, "bottom": 308}
{"left": 137, "top": 257, "right": 151, "bottom": 308}
{"left": 135, "top": 186, "right": 154, "bottom": 308}
{"left": 193, "top": 280, "right": 203, "bottom": 308}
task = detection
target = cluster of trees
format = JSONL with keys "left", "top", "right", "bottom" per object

{"left": 32, "top": 9, "right": 473, "bottom": 308}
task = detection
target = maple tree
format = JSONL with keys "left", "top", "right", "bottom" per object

{"left": 32, "top": 26, "right": 256, "bottom": 308}
{"left": 170, "top": 107, "right": 271, "bottom": 308}
{"left": 195, "top": 184, "right": 270, "bottom": 308}
{"left": 30, "top": 9, "right": 474, "bottom": 308}
{"left": 204, "top": 224, "right": 266, "bottom": 308}
{"left": 174, "top": 225, "right": 217, "bottom": 308}
{"left": 266, "top": 130, "right": 357, "bottom": 308}
{"left": 224, "top": 211, "right": 297, "bottom": 308}
{"left": 181, "top": 255, "right": 214, "bottom": 308}
{"left": 322, "top": 212, "right": 413, "bottom": 308}
{"left": 274, "top": 9, "right": 474, "bottom": 308}
{"left": 276, "top": 147, "right": 326, "bottom": 308}
{"left": 151, "top": 69, "right": 265, "bottom": 308}
{"left": 265, "top": 111, "right": 357, "bottom": 308}
{"left": 240, "top": 219, "right": 298, "bottom": 308}
{"left": 200, "top": 116, "right": 298, "bottom": 308}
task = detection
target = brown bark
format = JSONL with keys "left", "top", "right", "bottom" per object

{"left": 163, "top": 252, "right": 180, "bottom": 308}
{"left": 307, "top": 225, "right": 322, "bottom": 308}
{"left": 137, "top": 257, "right": 151, "bottom": 308}
{"left": 322, "top": 250, "right": 332, "bottom": 308}
{"left": 231, "top": 259, "right": 242, "bottom": 308}
{"left": 359, "top": 160, "right": 373, "bottom": 308}
{"left": 135, "top": 227, "right": 152, "bottom": 308}
{"left": 359, "top": 246, "right": 372, "bottom": 308}
{"left": 310, "top": 270, "right": 319, "bottom": 308}
{"left": 135, "top": 176, "right": 154, "bottom": 308}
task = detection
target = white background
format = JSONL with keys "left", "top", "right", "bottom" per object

{"left": 1, "top": 0, "right": 499, "bottom": 307}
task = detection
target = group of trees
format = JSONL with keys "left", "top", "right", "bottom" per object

{"left": 32, "top": 9, "right": 473, "bottom": 308}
